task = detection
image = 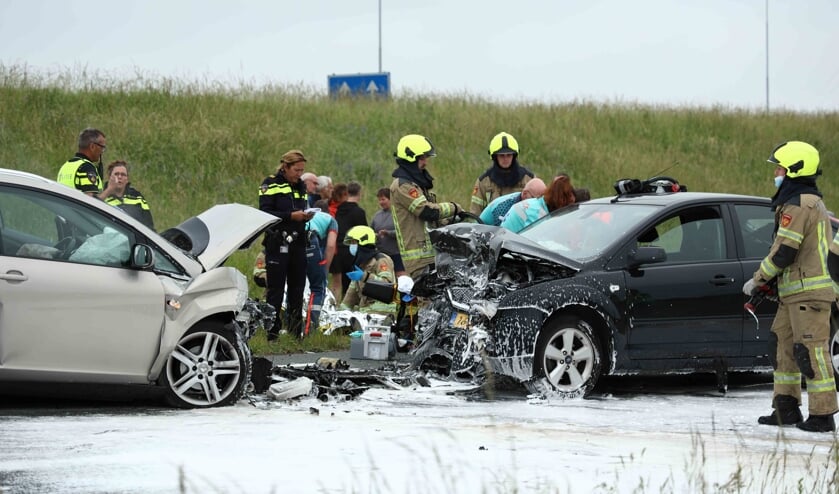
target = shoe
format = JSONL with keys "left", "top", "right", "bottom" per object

{"left": 757, "top": 395, "right": 803, "bottom": 426}
{"left": 796, "top": 414, "right": 836, "bottom": 433}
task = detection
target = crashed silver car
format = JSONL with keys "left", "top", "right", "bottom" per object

{"left": 0, "top": 169, "right": 277, "bottom": 408}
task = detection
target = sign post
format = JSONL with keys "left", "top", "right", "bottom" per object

{"left": 328, "top": 72, "right": 390, "bottom": 98}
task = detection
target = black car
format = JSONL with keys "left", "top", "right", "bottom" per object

{"left": 411, "top": 177, "right": 839, "bottom": 397}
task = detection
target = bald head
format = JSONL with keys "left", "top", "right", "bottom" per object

{"left": 522, "top": 178, "right": 547, "bottom": 199}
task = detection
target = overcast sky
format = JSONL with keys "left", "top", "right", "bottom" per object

{"left": 2, "top": 0, "right": 837, "bottom": 112}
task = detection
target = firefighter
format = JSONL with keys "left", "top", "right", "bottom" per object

{"left": 57, "top": 128, "right": 117, "bottom": 199}
{"left": 259, "top": 150, "right": 316, "bottom": 340}
{"left": 339, "top": 225, "right": 396, "bottom": 315}
{"left": 469, "top": 132, "right": 535, "bottom": 215}
{"left": 389, "top": 134, "right": 462, "bottom": 278}
{"left": 743, "top": 141, "right": 838, "bottom": 432}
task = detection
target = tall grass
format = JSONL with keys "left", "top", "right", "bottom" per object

{"left": 2, "top": 63, "right": 838, "bottom": 293}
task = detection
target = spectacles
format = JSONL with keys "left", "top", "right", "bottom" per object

{"left": 92, "top": 142, "right": 107, "bottom": 151}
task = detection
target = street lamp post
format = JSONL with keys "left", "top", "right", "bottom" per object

{"left": 378, "top": 0, "right": 382, "bottom": 73}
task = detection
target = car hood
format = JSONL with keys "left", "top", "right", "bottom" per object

{"left": 161, "top": 203, "right": 280, "bottom": 271}
{"left": 429, "top": 223, "right": 580, "bottom": 284}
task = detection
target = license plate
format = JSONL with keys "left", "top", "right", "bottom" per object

{"left": 449, "top": 311, "right": 469, "bottom": 329}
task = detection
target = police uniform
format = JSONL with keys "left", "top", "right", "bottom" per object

{"left": 259, "top": 170, "right": 309, "bottom": 337}
{"left": 752, "top": 192, "right": 838, "bottom": 418}
{"left": 105, "top": 185, "right": 155, "bottom": 230}
{"left": 57, "top": 154, "right": 102, "bottom": 194}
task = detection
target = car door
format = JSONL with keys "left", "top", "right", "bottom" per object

{"left": 623, "top": 204, "right": 745, "bottom": 359}
{"left": 0, "top": 185, "right": 165, "bottom": 382}
{"left": 730, "top": 202, "right": 778, "bottom": 353}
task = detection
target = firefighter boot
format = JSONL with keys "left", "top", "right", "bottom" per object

{"left": 796, "top": 414, "right": 836, "bottom": 433}
{"left": 757, "top": 395, "right": 803, "bottom": 426}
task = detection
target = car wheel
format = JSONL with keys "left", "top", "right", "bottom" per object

{"left": 532, "top": 317, "right": 602, "bottom": 398}
{"left": 163, "top": 321, "right": 252, "bottom": 408}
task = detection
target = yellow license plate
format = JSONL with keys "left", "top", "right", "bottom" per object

{"left": 449, "top": 311, "right": 469, "bottom": 329}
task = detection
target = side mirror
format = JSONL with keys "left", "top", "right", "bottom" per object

{"left": 628, "top": 246, "right": 667, "bottom": 268}
{"left": 130, "top": 244, "right": 155, "bottom": 269}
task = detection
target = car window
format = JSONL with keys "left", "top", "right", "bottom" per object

{"left": 522, "top": 203, "right": 660, "bottom": 261}
{"left": 0, "top": 185, "right": 136, "bottom": 268}
{"left": 637, "top": 206, "right": 724, "bottom": 263}
{"left": 734, "top": 204, "right": 775, "bottom": 259}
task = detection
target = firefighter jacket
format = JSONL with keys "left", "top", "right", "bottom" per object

{"left": 389, "top": 175, "right": 457, "bottom": 278}
{"left": 340, "top": 252, "right": 396, "bottom": 314}
{"left": 259, "top": 171, "right": 309, "bottom": 256}
{"left": 57, "top": 154, "right": 102, "bottom": 194}
{"left": 469, "top": 159, "right": 534, "bottom": 215}
{"left": 105, "top": 184, "right": 155, "bottom": 230}
{"left": 753, "top": 193, "right": 834, "bottom": 303}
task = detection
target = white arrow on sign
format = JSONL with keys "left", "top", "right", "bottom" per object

{"left": 366, "top": 81, "right": 379, "bottom": 93}
{"left": 339, "top": 82, "right": 351, "bottom": 95}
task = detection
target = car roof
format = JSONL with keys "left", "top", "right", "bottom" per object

{"left": 587, "top": 190, "right": 770, "bottom": 207}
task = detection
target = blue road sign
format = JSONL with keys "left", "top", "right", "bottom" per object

{"left": 328, "top": 72, "right": 390, "bottom": 98}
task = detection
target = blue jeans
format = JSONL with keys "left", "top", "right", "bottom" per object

{"left": 305, "top": 235, "right": 326, "bottom": 333}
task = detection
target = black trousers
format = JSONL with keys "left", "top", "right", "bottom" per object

{"left": 265, "top": 239, "right": 307, "bottom": 337}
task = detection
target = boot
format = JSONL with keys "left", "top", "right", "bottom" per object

{"left": 796, "top": 414, "right": 836, "bottom": 433}
{"left": 757, "top": 394, "right": 803, "bottom": 426}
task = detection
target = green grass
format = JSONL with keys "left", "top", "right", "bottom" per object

{"left": 2, "top": 62, "right": 838, "bottom": 355}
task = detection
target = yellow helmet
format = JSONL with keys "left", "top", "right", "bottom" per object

{"left": 768, "top": 141, "right": 820, "bottom": 179}
{"left": 488, "top": 132, "right": 519, "bottom": 157}
{"left": 344, "top": 225, "right": 376, "bottom": 247}
{"left": 395, "top": 134, "right": 436, "bottom": 163}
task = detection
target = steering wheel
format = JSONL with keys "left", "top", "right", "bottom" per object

{"left": 454, "top": 211, "right": 484, "bottom": 224}
{"left": 54, "top": 236, "right": 77, "bottom": 259}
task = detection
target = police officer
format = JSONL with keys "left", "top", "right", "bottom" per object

{"left": 103, "top": 161, "right": 155, "bottom": 230}
{"left": 339, "top": 225, "right": 396, "bottom": 315}
{"left": 389, "top": 134, "right": 462, "bottom": 278}
{"left": 743, "top": 141, "right": 838, "bottom": 433}
{"left": 259, "top": 150, "right": 316, "bottom": 340}
{"left": 469, "top": 132, "right": 535, "bottom": 215}
{"left": 57, "top": 128, "right": 117, "bottom": 199}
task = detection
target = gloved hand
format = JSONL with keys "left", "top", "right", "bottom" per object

{"left": 346, "top": 265, "right": 364, "bottom": 281}
{"left": 451, "top": 202, "right": 463, "bottom": 218}
{"left": 742, "top": 278, "right": 758, "bottom": 296}
{"left": 397, "top": 275, "right": 414, "bottom": 294}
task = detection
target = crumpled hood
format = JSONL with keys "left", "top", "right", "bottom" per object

{"left": 161, "top": 203, "right": 280, "bottom": 271}
{"left": 429, "top": 223, "right": 580, "bottom": 285}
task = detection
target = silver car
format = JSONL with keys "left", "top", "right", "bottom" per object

{"left": 0, "top": 168, "right": 278, "bottom": 408}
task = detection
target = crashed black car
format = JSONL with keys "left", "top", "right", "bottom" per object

{"left": 411, "top": 177, "right": 839, "bottom": 397}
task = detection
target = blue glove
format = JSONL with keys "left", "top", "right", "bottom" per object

{"left": 346, "top": 265, "right": 364, "bottom": 281}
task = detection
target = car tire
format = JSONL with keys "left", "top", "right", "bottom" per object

{"left": 532, "top": 316, "right": 602, "bottom": 398}
{"left": 162, "top": 321, "right": 252, "bottom": 408}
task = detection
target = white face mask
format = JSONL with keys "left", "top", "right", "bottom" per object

{"left": 774, "top": 176, "right": 785, "bottom": 188}
{"left": 349, "top": 244, "right": 358, "bottom": 256}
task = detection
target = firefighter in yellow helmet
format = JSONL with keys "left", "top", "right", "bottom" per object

{"left": 469, "top": 132, "right": 535, "bottom": 215}
{"left": 339, "top": 225, "right": 396, "bottom": 315}
{"left": 743, "top": 141, "right": 838, "bottom": 432}
{"left": 389, "top": 134, "right": 463, "bottom": 278}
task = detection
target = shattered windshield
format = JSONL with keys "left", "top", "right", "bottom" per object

{"left": 519, "top": 202, "right": 660, "bottom": 261}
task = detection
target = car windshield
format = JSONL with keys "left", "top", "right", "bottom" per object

{"left": 519, "top": 202, "right": 661, "bottom": 261}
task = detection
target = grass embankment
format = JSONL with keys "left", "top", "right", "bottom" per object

{"left": 2, "top": 64, "right": 838, "bottom": 354}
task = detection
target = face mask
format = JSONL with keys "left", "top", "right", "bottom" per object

{"left": 349, "top": 244, "right": 358, "bottom": 256}
{"left": 774, "top": 176, "right": 784, "bottom": 188}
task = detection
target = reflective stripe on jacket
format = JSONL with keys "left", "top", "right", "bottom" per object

{"left": 757, "top": 194, "right": 834, "bottom": 303}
